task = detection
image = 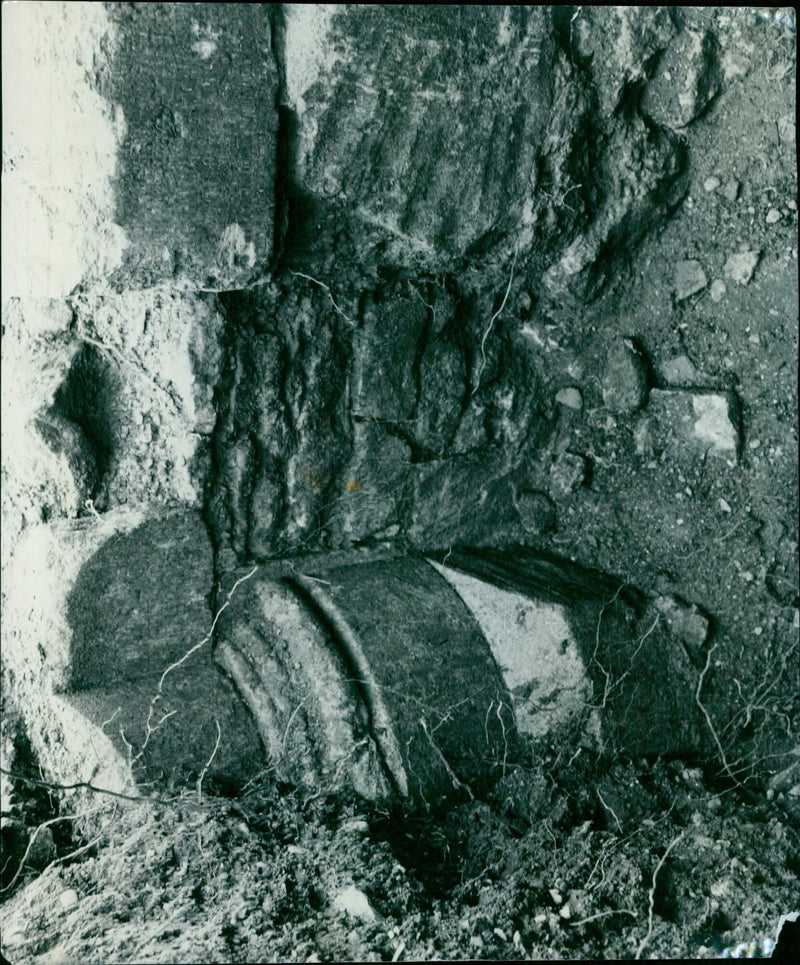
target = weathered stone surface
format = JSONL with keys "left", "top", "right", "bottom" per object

{"left": 433, "top": 547, "right": 710, "bottom": 760}
{"left": 2, "top": 2, "right": 278, "bottom": 298}
{"left": 431, "top": 562, "right": 599, "bottom": 743}
{"left": 101, "top": 3, "right": 278, "bottom": 289}
{"left": 332, "top": 886, "right": 377, "bottom": 923}
{"left": 641, "top": 28, "right": 722, "bottom": 128}
{"left": 724, "top": 249, "right": 761, "bottom": 286}
{"left": 658, "top": 354, "right": 700, "bottom": 386}
{"left": 63, "top": 287, "right": 227, "bottom": 511}
{"left": 653, "top": 595, "right": 710, "bottom": 664}
{"left": 674, "top": 259, "right": 708, "bottom": 300}
{"left": 281, "top": 5, "right": 687, "bottom": 304}
{"left": 208, "top": 282, "right": 552, "bottom": 561}
{"left": 2, "top": 4, "right": 124, "bottom": 299}
{"left": 549, "top": 452, "right": 588, "bottom": 496}
{"left": 215, "top": 574, "right": 388, "bottom": 799}
{"left": 602, "top": 337, "right": 650, "bottom": 413}
{"left": 555, "top": 387, "right": 583, "bottom": 410}
{"left": 405, "top": 458, "right": 523, "bottom": 550}
{"left": 1, "top": 299, "right": 88, "bottom": 579}
{"left": 515, "top": 490, "right": 556, "bottom": 536}
{"left": 3, "top": 509, "right": 264, "bottom": 791}
{"left": 647, "top": 388, "right": 741, "bottom": 464}
{"left": 568, "top": 7, "right": 677, "bottom": 116}
{"left": 280, "top": 5, "right": 558, "bottom": 268}
{"left": 296, "top": 557, "right": 518, "bottom": 803}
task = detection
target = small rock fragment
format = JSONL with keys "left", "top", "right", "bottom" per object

{"left": 719, "top": 498, "right": 732, "bottom": 513}
{"left": 674, "top": 259, "right": 708, "bottom": 300}
{"left": 709, "top": 279, "right": 726, "bottom": 302}
{"left": 602, "top": 337, "right": 649, "bottom": 413}
{"left": 340, "top": 818, "right": 369, "bottom": 835}
{"left": 660, "top": 354, "right": 698, "bottom": 386}
{"left": 703, "top": 176, "right": 721, "bottom": 192}
{"left": 723, "top": 249, "right": 760, "bottom": 286}
{"left": 766, "top": 208, "right": 782, "bottom": 224}
{"left": 58, "top": 889, "right": 79, "bottom": 913}
{"left": 648, "top": 389, "right": 740, "bottom": 464}
{"left": 516, "top": 490, "right": 556, "bottom": 535}
{"left": 549, "top": 453, "right": 588, "bottom": 496}
{"left": 723, "top": 180, "right": 740, "bottom": 202}
{"left": 333, "top": 885, "right": 377, "bottom": 922}
{"left": 555, "top": 387, "right": 582, "bottom": 410}
{"left": 778, "top": 114, "right": 796, "bottom": 143}
{"left": 692, "top": 394, "right": 740, "bottom": 459}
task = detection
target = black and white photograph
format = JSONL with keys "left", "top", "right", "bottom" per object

{"left": 1, "top": 4, "right": 798, "bottom": 962}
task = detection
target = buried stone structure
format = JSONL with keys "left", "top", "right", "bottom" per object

{"left": 2, "top": 3, "right": 796, "bottom": 830}
{"left": 4, "top": 506, "right": 710, "bottom": 808}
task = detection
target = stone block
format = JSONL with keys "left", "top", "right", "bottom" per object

{"left": 2, "top": 508, "right": 264, "bottom": 793}
{"left": 281, "top": 4, "right": 556, "bottom": 266}
{"left": 3, "top": 3, "right": 277, "bottom": 297}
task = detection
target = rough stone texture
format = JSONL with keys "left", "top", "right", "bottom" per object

{"left": 100, "top": 3, "right": 278, "bottom": 289}
{"left": 724, "top": 249, "right": 761, "bottom": 286}
{"left": 2, "top": 2, "right": 277, "bottom": 298}
{"left": 279, "top": 5, "right": 558, "bottom": 270}
{"left": 548, "top": 452, "right": 588, "bottom": 496}
{"left": 3, "top": 509, "right": 264, "bottom": 791}
{"left": 640, "top": 27, "right": 722, "bottom": 128}
{"left": 295, "top": 557, "right": 518, "bottom": 804}
{"left": 646, "top": 388, "right": 741, "bottom": 465}
{"left": 2, "top": 3, "right": 124, "bottom": 300}
{"left": 206, "top": 277, "right": 553, "bottom": 562}
{"left": 439, "top": 547, "right": 709, "bottom": 759}
{"left": 602, "top": 337, "right": 650, "bottom": 413}
{"left": 1, "top": 299, "right": 87, "bottom": 588}
{"left": 658, "top": 353, "right": 700, "bottom": 386}
{"left": 279, "top": 5, "right": 687, "bottom": 302}
{"left": 2, "top": 6, "right": 796, "bottom": 807}
{"left": 674, "top": 259, "right": 709, "bottom": 300}
{"left": 214, "top": 572, "right": 389, "bottom": 800}
{"left": 430, "top": 561, "right": 599, "bottom": 744}
{"left": 653, "top": 594, "right": 710, "bottom": 665}
{"left": 64, "top": 287, "right": 227, "bottom": 511}
{"left": 567, "top": 6, "right": 677, "bottom": 117}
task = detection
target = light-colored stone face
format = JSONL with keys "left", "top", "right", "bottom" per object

{"left": 2, "top": 2, "right": 277, "bottom": 298}
{"left": 647, "top": 388, "right": 741, "bottom": 466}
{"left": 428, "top": 561, "right": 599, "bottom": 744}
{"left": 691, "top": 393, "right": 740, "bottom": 458}
{"left": 2, "top": 2, "right": 123, "bottom": 300}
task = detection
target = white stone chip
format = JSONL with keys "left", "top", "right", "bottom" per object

{"left": 58, "top": 889, "right": 79, "bottom": 913}
{"left": 723, "top": 250, "right": 760, "bottom": 286}
{"left": 692, "top": 394, "right": 739, "bottom": 457}
{"left": 555, "top": 387, "right": 583, "bottom": 410}
{"left": 710, "top": 279, "right": 726, "bottom": 302}
{"left": 333, "top": 885, "right": 377, "bottom": 922}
